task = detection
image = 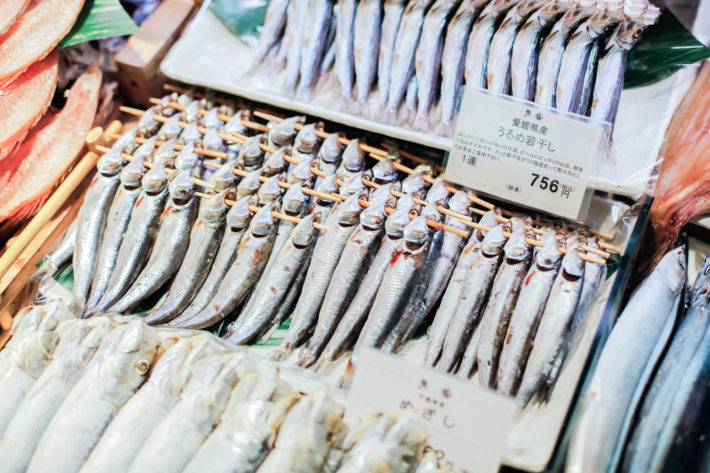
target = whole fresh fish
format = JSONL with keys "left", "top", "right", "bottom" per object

{"left": 299, "top": 0, "right": 334, "bottom": 91}
{"left": 353, "top": 0, "right": 382, "bottom": 103}
{"left": 566, "top": 246, "right": 685, "bottom": 473}
{"left": 26, "top": 321, "right": 160, "bottom": 473}
{"left": 299, "top": 199, "right": 388, "bottom": 367}
{"left": 437, "top": 223, "right": 508, "bottom": 373}
{"left": 170, "top": 196, "right": 253, "bottom": 325}
{"left": 257, "top": 0, "right": 290, "bottom": 62}
{"left": 517, "top": 243, "right": 585, "bottom": 404}
{"left": 127, "top": 353, "right": 247, "bottom": 473}
{"left": 335, "top": 0, "right": 357, "bottom": 98}
{"left": 387, "top": 0, "right": 432, "bottom": 113}
{"left": 440, "top": 0, "right": 487, "bottom": 123}
{"left": 496, "top": 230, "right": 563, "bottom": 395}
{"left": 272, "top": 193, "right": 365, "bottom": 360}
{"left": 146, "top": 191, "right": 230, "bottom": 324}
{"left": 510, "top": 1, "right": 565, "bottom": 101}
{"left": 31, "top": 219, "right": 77, "bottom": 282}
{"left": 377, "top": 0, "right": 406, "bottom": 107}
{"left": 464, "top": 0, "right": 516, "bottom": 89}
{"left": 91, "top": 163, "right": 170, "bottom": 314}
{"left": 110, "top": 170, "right": 198, "bottom": 313}
{"left": 175, "top": 203, "right": 279, "bottom": 330}
{"left": 268, "top": 116, "right": 305, "bottom": 150}
{"left": 0, "top": 318, "right": 114, "bottom": 473}
{"left": 425, "top": 209, "right": 498, "bottom": 368}
{"left": 227, "top": 213, "right": 320, "bottom": 344}
{"left": 336, "top": 139, "right": 366, "bottom": 180}
{"left": 70, "top": 149, "right": 125, "bottom": 314}
{"left": 355, "top": 215, "right": 431, "bottom": 350}
{"left": 487, "top": 0, "right": 542, "bottom": 94}
{"left": 415, "top": 0, "right": 459, "bottom": 121}
{"left": 317, "top": 197, "right": 413, "bottom": 366}
{"left": 81, "top": 335, "right": 226, "bottom": 473}
{"left": 476, "top": 222, "right": 534, "bottom": 387}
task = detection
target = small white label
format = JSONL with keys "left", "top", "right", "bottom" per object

{"left": 348, "top": 348, "right": 517, "bottom": 473}
{"left": 444, "top": 88, "right": 610, "bottom": 220}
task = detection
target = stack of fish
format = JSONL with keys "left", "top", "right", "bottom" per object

{"left": 254, "top": 0, "right": 659, "bottom": 133}
{"left": 0, "top": 302, "right": 454, "bottom": 473}
{"left": 566, "top": 248, "right": 710, "bottom": 473}
{"left": 37, "top": 92, "right": 610, "bottom": 405}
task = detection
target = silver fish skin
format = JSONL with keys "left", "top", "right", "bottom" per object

{"left": 496, "top": 231, "right": 563, "bottom": 395}
{"left": 336, "top": 139, "right": 366, "bottom": 180}
{"left": 0, "top": 318, "right": 114, "bottom": 473}
{"left": 405, "top": 74, "right": 418, "bottom": 114}
{"left": 335, "top": 0, "right": 357, "bottom": 98}
{"left": 464, "top": 0, "right": 516, "bottom": 89}
{"left": 317, "top": 133, "right": 344, "bottom": 172}
{"left": 269, "top": 117, "right": 306, "bottom": 149}
{"left": 377, "top": 0, "right": 406, "bottom": 107}
{"left": 436, "top": 223, "right": 508, "bottom": 373}
{"left": 294, "top": 123, "right": 323, "bottom": 156}
{"left": 285, "top": 0, "right": 308, "bottom": 91}
{"left": 353, "top": 0, "right": 382, "bottom": 103}
{"left": 272, "top": 194, "right": 365, "bottom": 359}
{"left": 457, "top": 314, "right": 483, "bottom": 378}
{"left": 154, "top": 138, "right": 178, "bottom": 164}
{"left": 199, "top": 108, "right": 224, "bottom": 130}
{"left": 440, "top": 0, "right": 487, "bottom": 123}
{"left": 71, "top": 151, "right": 125, "bottom": 315}
{"left": 111, "top": 128, "right": 139, "bottom": 154}
{"left": 31, "top": 220, "right": 77, "bottom": 282}
{"left": 239, "top": 168, "right": 267, "bottom": 199}
{"left": 371, "top": 158, "right": 398, "bottom": 184}
{"left": 178, "top": 121, "right": 203, "bottom": 146}
{"left": 170, "top": 196, "right": 253, "bottom": 325}
{"left": 415, "top": 0, "right": 459, "bottom": 119}
{"left": 299, "top": 0, "right": 334, "bottom": 90}
{"left": 355, "top": 215, "right": 431, "bottom": 350}
{"left": 136, "top": 107, "right": 159, "bottom": 136}
{"left": 387, "top": 0, "right": 432, "bottom": 113}
{"left": 26, "top": 321, "right": 160, "bottom": 473}
{"left": 263, "top": 147, "right": 288, "bottom": 176}
{"left": 111, "top": 171, "right": 199, "bottom": 313}
{"left": 0, "top": 305, "right": 50, "bottom": 374}
{"left": 203, "top": 127, "right": 226, "bottom": 152}
{"left": 402, "top": 171, "right": 428, "bottom": 197}
{"left": 299, "top": 200, "right": 388, "bottom": 367}
{"left": 257, "top": 0, "right": 290, "bottom": 62}
{"left": 210, "top": 159, "right": 239, "bottom": 191}
{"left": 227, "top": 213, "right": 320, "bottom": 344}
{"left": 287, "top": 158, "right": 316, "bottom": 186}
{"left": 127, "top": 354, "right": 247, "bottom": 473}
{"left": 566, "top": 246, "right": 685, "bottom": 473}
{"left": 486, "top": 0, "right": 542, "bottom": 94}
{"left": 425, "top": 209, "right": 498, "bottom": 368}
{"left": 224, "top": 110, "right": 252, "bottom": 138}
{"left": 622, "top": 251, "right": 710, "bottom": 473}
{"left": 239, "top": 135, "right": 267, "bottom": 171}
{"left": 257, "top": 174, "right": 287, "bottom": 206}
{"left": 516, "top": 245, "right": 585, "bottom": 405}
{"left": 569, "top": 237, "right": 606, "bottom": 336}
{"left": 424, "top": 179, "right": 451, "bottom": 204}
{"left": 321, "top": 10, "right": 338, "bottom": 75}
{"left": 176, "top": 203, "right": 279, "bottom": 330}
{"left": 91, "top": 164, "right": 169, "bottom": 314}
{"left": 146, "top": 191, "right": 229, "bottom": 324}
{"left": 510, "top": 1, "right": 564, "bottom": 101}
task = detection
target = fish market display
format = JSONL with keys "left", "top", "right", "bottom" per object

{"left": 252, "top": 0, "right": 659, "bottom": 135}
{"left": 0, "top": 303, "right": 445, "bottom": 473}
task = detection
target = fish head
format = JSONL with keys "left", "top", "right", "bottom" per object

{"left": 316, "top": 174, "right": 340, "bottom": 200}
{"left": 425, "top": 180, "right": 451, "bottom": 205}
{"left": 141, "top": 163, "right": 169, "bottom": 195}
{"left": 158, "top": 114, "right": 182, "bottom": 140}
{"left": 421, "top": 202, "right": 443, "bottom": 225}
{"left": 182, "top": 100, "right": 201, "bottom": 124}
{"left": 402, "top": 171, "right": 427, "bottom": 197}
{"left": 337, "top": 193, "right": 365, "bottom": 226}
{"left": 317, "top": 133, "right": 344, "bottom": 163}
{"left": 481, "top": 224, "right": 508, "bottom": 256}
{"left": 657, "top": 246, "right": 687, "bottom": 296}
{"left": 250, "top": 202, "right": 277, "bottom": 236}
{"left": 504, "top": 224, "right": 533, "bottom": 261}
{"left": 137, "top": 107, "right": 158, "bottom": 133}
{"left": 97, "top": 149, "right": 125, "bottom": 177}
{"left": 269, "top": 116, "right": 306, "bottom": 146}
{"left": 372, "top": 158, "right": 397, "bottom": 184}
{"left": 339, "top": 171, "right": 366, "bottom": 197}
{"left": 447, "top": 190, "right": 470, "bottom": 215}
{"left": 201, "top": 189, "right": 230, "bottom": 223}
{"left": 287, "top": 158, "right": 315, "bottom": 185}
{"left": 404, "top": 216, "right": 431, "bottom": 247}
{"left": 560, "top": 246, "right": 586, "bottom": 281}
{"left": 240, "top": 134, "right": 267, "bottom": 169}
{"left": 154, "top": 138, "right": 178, "bottom": 164}
{"left": 475, "top": 208, "right": 500, "bottom": 240}
{"left": 200, "top": 108, "right": 223, "bottom": 129}
{"left": 295, "top": 123, "right": 322, "bottom": 154}
{"left": 210, "top": 160, "right": 238, "bottom": 191}
{"left": 111, "top": 128, "right": 139, "bottom": 154}
{"left": 386, "top": 206, "right": 414, "bottom": 238}
{"left": 237, "top": 168, "right": 265, "bottom": 199}
{"left": 176, "top": 91, "right": 194, "bottom": 107}
{"left": 361, "top": 199, "right": 388, "bottom": 229}
{"left": 203, "top": 128, "right": 225, "bottom": 152}
{"left": 536, "top": 230, "right": 564, "bottom": 268}
{"left": 174, "top": 142, "right": 201, "bottom": 170}
{"left": 224, "top": 109, "right": 251, "bottom": 136}
{"left": 132, "top": 136, "right": 158, "bottom": 163}
{"left": 178, "top": 121, "right": 202, "bottom": 145}
{"left": 263, "top": 146, "right": 287, "bottom": 176}
{"left": 283, "top": 183, "right": 309, "bottom": 215}
{"left": 169, "top": 169, "right": 196, "bottom": 204}
{"left": 369, "top": 182, "right": 394, "bottom": 205}
{"left": 292, "top": 213, "right": 320, "bottom": 248}
{"left": 112, "top": 321, "right": 161, "bottom": 383}
{"left": 340, "top": 139, "right": 366, "bottom": 173}
{"left": 258, "top": 175, "right": 285, "bottom": 206}
{"left": 120, "top": 156, "right": 148, "bottom": 188}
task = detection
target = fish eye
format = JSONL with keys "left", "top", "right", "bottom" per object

{"left": 134, "top": 359, "right": 150, "bottom": 376}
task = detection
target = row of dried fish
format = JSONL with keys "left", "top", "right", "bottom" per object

{"left": 255, "top": 0, "right": 659, "bottom": 132}
{"left": 0, "top": 301, "right": 450, "bottom": 473}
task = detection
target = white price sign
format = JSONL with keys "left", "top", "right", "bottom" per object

{"left": 348, "top": 349, "right": 517, "bottom": 473}
{"left": 444, "top": 88, "right": 610, "bottom": 220}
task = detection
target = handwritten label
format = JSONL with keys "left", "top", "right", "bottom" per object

{"left": 444, "top": 88, "right": 610, "bottom": 220}
{"left": 347, "top": 348, "right": 516, "bottom": 473}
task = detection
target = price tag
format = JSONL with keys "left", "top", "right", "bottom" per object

{"left": 444, "top": 88, "right": 610, "bottom": 220}
{"left": 348, "top": 348, "right": 517, "bottom": 473}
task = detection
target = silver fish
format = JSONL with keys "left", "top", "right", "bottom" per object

{"left": 239, "top": 135, "right": 268, "bottom": 171}
{"left": 181, "top": 100, "right": 201, "bottom": 124}
{"left": 169, "top": 196, "right": 253, "bottom": 326}
{"left": 516, "top": 243, "right": 585, "bottom": 404}
{"left": 338, "top": 170, "right": 368, "bottom": 197}
{"left": 257, "top": 0, "right": 291, "bottom": 62}
{"left": 353, "top": 0, "right": 382, "bottom": 103}
{"left": 263, "top": 147, "right": 289, "bottom": 176}
{"left": 210, "top": 160, "right": 239, "bottom": 191}
{"left": 224, "top": 109, "right": 253, "bottom": 138}
{"left": 285, "top": 0, "right": 311, "bottom": 89}
{"left": 199, "top": 108, "right": 224, "bottom": 130}
{"left": 136, "top": 107, "right": 159, "bottom": 136}
{"left": 111, "top": 128, "right": 139, "bottom": 154}
{"left": 300, "top": 0, "right": 334, "bottom": 90}
{"left": 317, "top": 133, "right": 344, "bottom": 176}
{"left": 336, "top": 139, "right": 366, "bottom": 180}
{"left": 203, "top": 127, "right": 226, "bottom": 152}
{"left": 387, "top": 0, "right": 432, "bottom": 113}
{"left": 174, "top": 142, "right": 201, "bottom": 170}
{"left": 425, "top": 209, "right": 498, "bottom": 368}
{"left": 405, "top": 74, "right": 418, "bottom": 116}
{"left": 71, "top": 150, "right": 126, "bottom": 314}
{"left": 31, "top": 220, "right": 77, "bottom": 282}
{"left": 257, "top": 174, "right": 287, "bottom": 206}
{"left": 377, "top": 0, "right": 406, "bottom": 107}
{"left": 239, "top": 168, "right": 267, "bottom": 199}
{"left": 321, "top": 9, "right": 338, "bottom": 75}
{"left": 268, "top": 116, "right": 305, "bottom": 149}
{"left": 567, "top": 246, "right": 685, "bottom": 473}
{"left": 496, "top": 230, "right": 563, "bottom": 395}
{"left": 299, "top": 199, "right": 388, "bottom": 367}
{"left": 272, "top": 193, "right": 365, "bottom": 360}
{"left": 424, "top": 179, "right": 451, "bottom": 204}
{"left": 371, "top": 158, "right": 398, "bottom": 184}
{"left": 464, "top": 0, "right": 516, "bottom": 89}
{"left": 154, "top": 138, "right": 178, "bottom": 163}
{"left": 91, "top": 163, "right": 170, "bottom": 314}
{"left": 294, "top": 123, "right": 323, "bottom": 158}
{"left": 287, "top": 157, "right": 316, "bottom": 186}
{"left": 178, "top": 121, "right": 203, "bottom": 146}
{"left": 335, "top": 0, "right": 358, "bottom": 98}
{"left": 402, "top": 171, "right": 428, "bottom": 196}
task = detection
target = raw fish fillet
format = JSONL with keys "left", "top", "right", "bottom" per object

{"left": 649, "top": 61, "right": 710, "bottom": 267}
{"left": 0, "top": 0, "right": 30, "bottom": 36}
{"left": 0, "top": 52, "right": 58, "bottom": 161}
{"left": 0, "top": 0, "right": 85, "bottom": 87}
{"left": 0, "top": 66, "right": 101, "bottom": 233}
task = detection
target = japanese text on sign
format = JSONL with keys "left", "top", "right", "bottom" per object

{"left": 347, "top": 348, "right": 516, "bottom": 473}
{"left": 444, "top": 88, "right": 609, "bottom": 220}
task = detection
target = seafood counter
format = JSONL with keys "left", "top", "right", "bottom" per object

{"left": 29, "top": 89, "right": 645, "bottom": 470}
